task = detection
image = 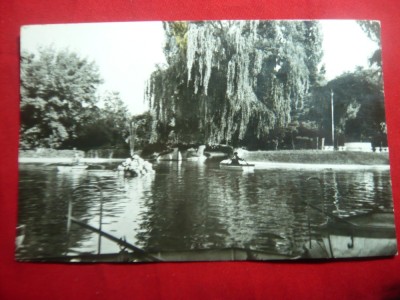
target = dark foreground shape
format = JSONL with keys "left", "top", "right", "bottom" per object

{"left": 23, "top": 213, "right": 297, "bottom": 263}
{"left": 19, "top": 247, "right": 298, "bottom": 263}
{"left": 122, "top": 169, "right": 138, "bottom": 177}
{"left": 304, "top": 211, "right": 397, "bottom": 259}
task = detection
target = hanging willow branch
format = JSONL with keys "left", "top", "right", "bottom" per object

{"left": 146, "top": 20, "right": 323, "bottom": 147}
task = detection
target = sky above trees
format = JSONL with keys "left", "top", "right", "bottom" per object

{"left": 320, "top": 20, "right": 378, "bottom": 80}
{"left": 21, "top": 20, "right": 378, "bottom": 115}
{"left": 21, "top": 22, "right": 166, "bottom": 115}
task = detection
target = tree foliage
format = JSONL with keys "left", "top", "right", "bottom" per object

{"left": 308, "top": 68, "right": 386, "bottom": 147}
{"left": 146, "top": 21, "right": 323, "bottom": 148}
{"left": 357, "top": 21, "right": 381, "bottom": 45}
{"left": 20, "top": 48, "right": 103, "bottom": 149}
{"left": 131, "top": 111, "right": 155, "bottom": 151}
{"left": 20, "top": 48, "right": 133, "bottom": 150}
{"left": 300, "top": 22, "right": 386, "bottom": 149}
{"left": 357, "top": 21, "right": 382, "bottom": 68}
{"left": 72, "top": 91, "right": 131, "bottom": 150}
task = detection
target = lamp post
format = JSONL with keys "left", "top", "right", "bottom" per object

{"left": 130, "top": 121, "right": 135, "bottom": 157}
{"left": 331, "top": 89, "right": 335, "bottom": 149}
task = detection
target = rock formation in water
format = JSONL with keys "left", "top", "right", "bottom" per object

{"left": 117, "top": 155, "right": 155, "bottom": 176}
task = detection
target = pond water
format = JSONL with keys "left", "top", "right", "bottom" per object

{"left": 16, "top": 161, "right": 394, "bottom": 260}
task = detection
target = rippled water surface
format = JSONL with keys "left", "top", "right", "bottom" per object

{"left": 17, "top": 162, "right": 394, "bottom": 259}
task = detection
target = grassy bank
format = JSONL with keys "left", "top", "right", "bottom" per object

{"left": 240, "top": 150, "right": 389, "bottom": 165}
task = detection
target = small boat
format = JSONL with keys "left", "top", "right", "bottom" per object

{"left": 219, "top": 159, "right": 255, "bottom": 171}
{"left": 57, "top": 165, "right": 88, "bottom": 171}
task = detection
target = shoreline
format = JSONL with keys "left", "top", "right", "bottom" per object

{"left": 239, "top": 149, "right": 389, "bottom": 165}
{"left": 19, "top": 157, "right": 124, "bottom": 164}
{"left": 18, "top": 157, "right": 390, "bottom": 171}
{"left": 247, "top": 161, "right": 390, "bottom": 171}
{"left": 19, "top": 149, "right": 390, "bottom": 169}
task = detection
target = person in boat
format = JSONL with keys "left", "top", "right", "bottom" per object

{"left": 231, "top": 152, "right": 244, "bottom": 165}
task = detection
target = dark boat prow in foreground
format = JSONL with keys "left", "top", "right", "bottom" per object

{"left": 305, "top": 211, "right": 397, "bottom": 259}
{"left": 18, "top": 247, "right": 298, "bottom": 263}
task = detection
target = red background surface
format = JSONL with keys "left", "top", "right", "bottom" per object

{"left": 1, "top": 1, "right": 400, "bottom": 299}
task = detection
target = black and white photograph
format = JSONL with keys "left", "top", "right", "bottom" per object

{"left": 17, "top": 20, "right": 397, "bottom": 262}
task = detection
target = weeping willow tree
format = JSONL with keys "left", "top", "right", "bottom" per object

{"left": 146, "top": 20, "right": 323, "bottom": 148}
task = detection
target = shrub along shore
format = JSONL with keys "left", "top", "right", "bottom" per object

{"left": 18, "top": 149, "right": 124, "bottom": 163}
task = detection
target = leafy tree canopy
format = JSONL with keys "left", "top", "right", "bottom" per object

{"left": 357, "top": 21, "right": 382, "bottom": 68}
{"left": 146, "top": 20, "right": 323, "bottom": 148}
{"left": 308, "top": 68, "right": 386, "bottom": 147}
{"left": 72, "top": 91, "right": 131, "bottom": 150}
{"left": 20, "top": 47, "right": 103, "bottom": 149}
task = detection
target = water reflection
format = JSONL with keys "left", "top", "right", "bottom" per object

{"left": 17, "top": 163, "right": 395, "bottom": 260}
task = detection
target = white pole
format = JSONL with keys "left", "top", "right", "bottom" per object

{"left": 130, "top": 121, "right": 135, "bottom": 157}
{"left": 331, "top": 90, "right": 335, "bottom": 149}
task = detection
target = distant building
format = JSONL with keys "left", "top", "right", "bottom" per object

{"left": 323, "top": 142, "right": 388, "bottom": 152}
{"left": 323, "top": 146, "right": 334, "bottom": 151}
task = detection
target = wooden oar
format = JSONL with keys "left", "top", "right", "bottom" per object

{"left": 69, "top": 216, "right": 162, "bottom": 262}
{"left": 241, "top": 158, "right": 251, "bottom": 166}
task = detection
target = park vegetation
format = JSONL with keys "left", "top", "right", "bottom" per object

{"left": 20, "top": 48, "right": 130, "bottom": 151}
{"left": 19, "top": 21, "right": 387, "bottom": 153}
